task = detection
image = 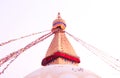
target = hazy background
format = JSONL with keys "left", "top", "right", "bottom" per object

{"left": 0, "top": 0, "right": 120, "bottom": 78}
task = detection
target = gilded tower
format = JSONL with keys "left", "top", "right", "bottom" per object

{"left": 25, "top": 13, "right": 100, "bottom": 78}
{"left": 41, "top": 13, "right": 80, "bottom": 66}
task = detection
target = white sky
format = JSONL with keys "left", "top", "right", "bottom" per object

{"left": 0, "top": 0, "right": 120, "bottom": 78}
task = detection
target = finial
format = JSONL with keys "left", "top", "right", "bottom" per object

{"left": 57, "top": 12, "right": 61, "bottom": 19}
{"left": 51, "top": 12, "right": 66, "bottom": 32}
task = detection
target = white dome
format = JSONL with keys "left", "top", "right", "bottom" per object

{"left": 25, "top": 65, "right": 100, "bottom": 78}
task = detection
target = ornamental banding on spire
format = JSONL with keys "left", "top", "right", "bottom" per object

{"left": 51, "top": 12, "right": 66, "bottom": 32}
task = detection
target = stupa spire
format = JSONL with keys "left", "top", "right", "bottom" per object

{"left": 41, "top": 13, "right": 80, "bottom": 66}
{"left": 25, "top": 13, "right": 100, "bottom": 78}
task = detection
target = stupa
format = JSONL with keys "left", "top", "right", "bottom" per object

{"left": 25, "top": 13, "right": 100, "bottom": 78}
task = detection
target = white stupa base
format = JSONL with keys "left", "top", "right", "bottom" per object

{"left": 25, "top": 64, "right": 101, "bottom": 78}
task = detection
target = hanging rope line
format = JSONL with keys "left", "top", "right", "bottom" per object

{"left": 65, "top": 31, "right": 120, "bottom": 72}
{"left": 0, "top": 30, "right": 50, "bottom": 46}
{"left": 0, "top": 29, "right": 120, "bottom": 75}
{"left": 0, "top": 31, "right": 53, "bottom": 75}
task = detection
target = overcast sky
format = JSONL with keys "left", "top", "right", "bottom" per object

{"left": 0, "top": 0, "right": 120, "bottom": 78}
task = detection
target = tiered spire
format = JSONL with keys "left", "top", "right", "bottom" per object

{"left": 41, "top": 13, "right": 80, "bottom": 66}
{"left": 25, "top": 13, "right": 100, "bottom": 78}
